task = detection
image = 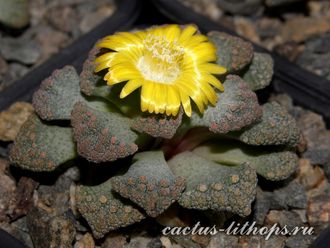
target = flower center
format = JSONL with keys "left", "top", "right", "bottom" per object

{"left": 137, "top": 34, "right": 184, "bottom": 84}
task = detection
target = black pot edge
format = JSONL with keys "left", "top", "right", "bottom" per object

{"left": 0, "top": 229, "right": 26, "bottom": 248}
{"left": 0, "top": 0, "right": 141, "bottom": 111}
{"left": 151, "top": 0, "right": 330, "bottom": 126}
{"left": 0, "top": 1, "right": 329, "bottom": 246}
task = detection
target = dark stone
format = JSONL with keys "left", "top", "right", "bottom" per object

{"left": 253, "top": 187, "right": 271, "bottom": 225}
{"left": 266, "top": 210, "right": 304, "bottom": 231}
{"left": 47, "top": 6, "right": 79, "bottom": 34}
{"left": 170, "top": 235, "right": 201, "bottom": 248}
{"left": 2, "top": 63, "right": 29, "bottom": 89}
{"left": 0, "top": 38, "right": 41, "bottom": 65}
{"left": 296, "top": 33, "right": 330, "bottom": 80}
{"left": 285, "top": 233, "right": 316, "bottom": 248}
{"left": 147, "top": 238, "right": 163, "bottom": 248}
{"left": 27, "top": 207, "right": 76, "bottom": 248}
{"left": 0, "top": 158, "right": 16, "bottom": 222}
{"left": 208, "top": 232, "right": 238, "bottom": 248}
{"left": 271, "top": 181, "right": 307, "bottom": 209}
{"left": 10, "top": 177, "right": 39, "bottom": 220}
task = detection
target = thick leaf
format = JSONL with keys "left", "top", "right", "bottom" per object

{"left": 242, "top": 52, "right": 274, "bottom": 91}
{"left": 131, "top": 110, "right": 183, "bottom": 139}
{"left": 190, "top": 75, "right": 262, "bottom": 134}
{"left": 80, "top": 47, "right": 105, "bottom": 97}
{"left": 9, "top": 113, "right": 76, "bottom": 171}
{"left": 111, "top": 151, "right": 185, "bottom": 217}
{"left": 194, "top": 140, "right": 298, "bottom": 181}
{"left": 208, "top": 31, "right": 254, "bottom": 73}
{"left": 33, "top": 65, "right": 85, "bottom": 120}
{"left": 238, "top": 102, "right": 300, "bottom": 147}
{"left": 76, "top": 180, "right": 145, "bottom": 239}
{"left": 168, "top": 152, "right": 257, "bottom": 217}
{"left": 71, "top": 101, "right": 138, "bottom": 163}
{"left": 80, "top": 48, "right": 140, "bottom": 116}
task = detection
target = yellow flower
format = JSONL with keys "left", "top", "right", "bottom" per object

{"left": 94, "top": 25, "right": 226, "bottom": 117}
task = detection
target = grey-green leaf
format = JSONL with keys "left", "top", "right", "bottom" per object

{"left": 238, "top": 102, "right": 301, "bottom": 147}
{"left": 208, "top": 31, "right": 254, "bottom": 73}
{"left": 80, "top": 48, "right": 140, "bottom": 116}
{"left": 71, "top": 101, "right": 138, "bottom": 163}
{"left": 193, "top": 140, "right": 298, "bottom": 181}
{"left": 242, "top": 52, "right": 274, "bottom": 91}
{"left": 111, "top": 151, "right": 185, "bottom": 217}
{"left": 9, "top": 113, "right": 76, "bottom": 171}
{"left": 168, "top": 152, "right": 257, "bottom": 217}
{"left": 33, "top": 65, "right": 85, "bottom": 120}
{"left": 131, "top": 110, "right": 183, "bottom": 139}
{"left": 190, "top": 75, "right": 262, "bottom": 134}
{"left": 76, "top": 180, "right": 145, "bottom": 239}
{"left": 80, "top": 47, "right": 105, "bottom": 97}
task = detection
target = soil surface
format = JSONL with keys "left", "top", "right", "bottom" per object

{"left": 0, "top": 0, "right": 116, "bottom": 92}
{"left": 179, "top": 0, "right": 330, "bottom": 81}
{"left": 0, "top": 92, "right": 329, "bottom": 248}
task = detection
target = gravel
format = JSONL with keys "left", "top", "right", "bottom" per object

{"left": 0, "top": 0, "right": 116, "bottom": 91}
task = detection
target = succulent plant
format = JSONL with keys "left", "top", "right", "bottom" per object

{"left": 9, "top": 26, "right": 300, "bottom": 239}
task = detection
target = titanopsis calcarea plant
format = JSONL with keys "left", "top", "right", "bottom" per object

{"left": 10, "top": 25, "right": 300, "bottom": 238}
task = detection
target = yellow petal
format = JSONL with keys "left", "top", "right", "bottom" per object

{"left": 190, "top": 43, "right": 217, "bottom": 63}
{"left": 97, "top": 34, "right": 141, "bottom": 52}
{"left": 181, "top": 34, "right": 208, "bottom": 48}
{"left": 200, "top": 63, "right": 227, "bottom": 74}
{"left": 164, "top": 24, "right": 181, "bottom": 42}
{"left": 95, "top": 61, "right": 111, "bottom": 73}
{"left": 94, "top": 52, "right": 116, "bottom": 64}
{"left": 179, "top": 90, "right": 192, "bottom": 117}
{"left": 158, "top": 84, "right": 167, "bottom": 114}
{"left": 179, "top": 25, "right": 198, "bottom": 44}
{"left": 166, "top": 86, "right": 180, "bottom": 116}
{"left": 120, "top": 80, "right": 142, "bottom": 98}
{"left": 148, "top": 86, "right": 156, "bottom": 113}
{"left": 204, "top": 74, "right": 224, "bottom": 91}
{"left": 105, "top": 65, "right": 140, "bottom": 84}
{"left": 200, "top": 82, "right": 218, "bottom": 106}
{"left": 141, "top": 82, "right": 154, "bottom": 113}
{"left": 190, "top": 90, "right": 205, "bottom": 113}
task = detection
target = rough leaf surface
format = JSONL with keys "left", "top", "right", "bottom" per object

{"left": 208, "top": 31, "right": 254, "bottom": 73}
{"left": 242, "top": 52, "right": 274, "bottom": 91}
{"left": 80, "top": 47, "right": 105, "bottom": 96}
{"left": 9, "top": 113, "right": 76, "bottom": 171}
{"left": 71, "top": 101, "right": 138, "bottom": 163}
{"left": 76, "top": 180, "right": 145, "bottom": 239}
{"left": 168, "top": 152, "right": 257, "bottom": 217}
{"left": 190, "top": 75, "right": 262, "bottom": 134}
{"left": 111, "top": 151, "right": 186, "bottom": 217}
{"left": 194, "top": 141, "right": 298, "bottom": 181}
{"left": 131, "top": 111, "right": 183, "bottom": 139}
{"left": 33, "top": 65, "right": 84, "bottom": 120}
{"left": 80, "top": 48, "right": 139, "bottom": 116}
{"left": 238, "top": 102, "right": 300, "bottom": 147}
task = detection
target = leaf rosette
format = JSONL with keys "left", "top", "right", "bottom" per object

{"left": 9, "top": 26, "right": 300, "bottom": 238}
